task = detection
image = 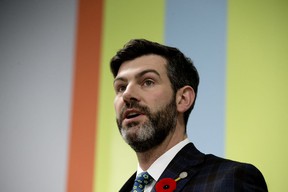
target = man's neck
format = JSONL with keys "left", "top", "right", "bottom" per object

{"left": 136, "top": 128, "right": 187, "bottom": 171}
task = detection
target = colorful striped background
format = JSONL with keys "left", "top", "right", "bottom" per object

{"left": 2, "top": 0, "right": 286, "bottom": 191}
{"left": 64, "top": 0, "right": 288, "bottom": 191}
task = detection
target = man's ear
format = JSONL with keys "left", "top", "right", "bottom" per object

{"left": 176, "top": 86, "right": 195, "bottom": 113}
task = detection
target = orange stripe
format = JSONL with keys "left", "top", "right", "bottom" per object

{"left": 66, "top": 0, "right": 103, "bottom": 192}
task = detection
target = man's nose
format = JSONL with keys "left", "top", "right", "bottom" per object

{"left": 122, "top": 84, "right": 139, "bottom": 103}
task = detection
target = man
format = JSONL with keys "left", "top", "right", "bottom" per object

{"left": 111, "top": 39, "right": 268, "bottom": 192}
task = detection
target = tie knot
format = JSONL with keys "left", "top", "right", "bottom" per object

{"left": 132, "top": 172, "right": 153, "bottom": 192}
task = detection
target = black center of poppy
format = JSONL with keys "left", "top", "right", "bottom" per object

{"left": 163, "top": 185, "right": 170, "bottom": 189}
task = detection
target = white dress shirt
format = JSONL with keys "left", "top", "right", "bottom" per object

{"left": 136, "top": 138, "right": 190, "bottom": 192}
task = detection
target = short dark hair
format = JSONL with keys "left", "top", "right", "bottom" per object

{"left": 110, "top": 39, "right": 199, "bottom": 125}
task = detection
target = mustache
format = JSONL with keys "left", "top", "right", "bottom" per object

{"left": 120, "top": 100, "right": 150, "bottom": 121}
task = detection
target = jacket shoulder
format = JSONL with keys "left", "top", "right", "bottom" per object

{"left": 189, "top": 154, "right": 268, "bottom": 191}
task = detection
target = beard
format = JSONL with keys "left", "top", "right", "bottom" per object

{"left": 116, "top": 97, "right": 177, "bottom": 152}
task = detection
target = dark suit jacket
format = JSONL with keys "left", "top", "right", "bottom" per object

{"left": 119, "top": 143, "right": 268, "bottom": 192}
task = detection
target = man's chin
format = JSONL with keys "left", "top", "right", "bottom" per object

{"left": 120, "top": 126, "right": 140, "bottom": 140}
{"left": 127, "top": 138, "right": 159, "bottom": 153}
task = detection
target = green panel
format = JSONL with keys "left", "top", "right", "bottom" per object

{"left": 227, "top": 0, "right": 288, "bottom": 191}
{"left": 94, "top": 0, "right": 165, "bottom": 191}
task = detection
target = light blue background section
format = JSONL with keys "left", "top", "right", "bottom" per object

{"left": 165, "top": 0, "right": 227, "bottom": 156}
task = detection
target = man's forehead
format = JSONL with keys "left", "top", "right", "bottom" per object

{"left": 116, "top": 54, "right": 167, "bottom": 76}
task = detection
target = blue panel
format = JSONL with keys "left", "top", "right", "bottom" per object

{"left": 165, "top": 0, "right": 227, "bottom": 156}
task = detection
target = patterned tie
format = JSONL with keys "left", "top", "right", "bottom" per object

{"left": 132, "top": 171, "right": 153, "bottom": 192}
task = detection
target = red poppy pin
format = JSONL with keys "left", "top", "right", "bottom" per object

{"left": 155, "top": 172, "right": 188, "bottom": 192}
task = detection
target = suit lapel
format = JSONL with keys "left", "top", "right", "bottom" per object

{"left": 151, "top": 143, "right": 205, "bottom": 192}
{"left": 119, "top": 172, "right": 136, "bottom": 192}
{"left": 119, "top": 143, "right": 205, "bottom": 192}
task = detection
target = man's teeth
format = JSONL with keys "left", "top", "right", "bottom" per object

{"left": 127, "top": 113, "right": 140, "bottom": 119}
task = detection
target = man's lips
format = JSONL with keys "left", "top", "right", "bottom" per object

{"left": 120, "top": 108, "right": 146, "bottom": 125}
{"left": 123, "top": 109, "right": 143, "bottom": 120}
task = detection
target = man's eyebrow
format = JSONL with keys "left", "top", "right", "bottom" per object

{"left": 113, "top": 69, "right": 161, "bottom": 85}
{"left": 113, "top": 77, "right": 126, "bottom": 85}
{"left": 136, "top": 69, "right": 161, "bottom": 79}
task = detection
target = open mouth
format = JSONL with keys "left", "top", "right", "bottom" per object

{"left": 123, "top": 109, "right": 143, "bottom": 121}
{"left": 126, "top": 112, "right": 140, "bottom": 119}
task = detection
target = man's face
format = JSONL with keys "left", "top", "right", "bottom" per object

{"left": 113, "top": 54, "right": 178, "bottom": 152}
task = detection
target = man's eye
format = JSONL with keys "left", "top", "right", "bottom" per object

{"left": 143, "top": 79, "right": 154, "bottom": 87}
{"left": 115, "top": 85, "right": 126, "bottom": 93}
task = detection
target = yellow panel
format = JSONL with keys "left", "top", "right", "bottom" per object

{"left": 94, "top": 0, "right": 165, "bottom": 191}
{"left": 227, "top": 0, "right": 288, "bottom": 191}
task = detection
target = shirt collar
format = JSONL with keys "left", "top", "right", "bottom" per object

{"left": 137, "top": 138, "right": 190, "bottom": 181}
